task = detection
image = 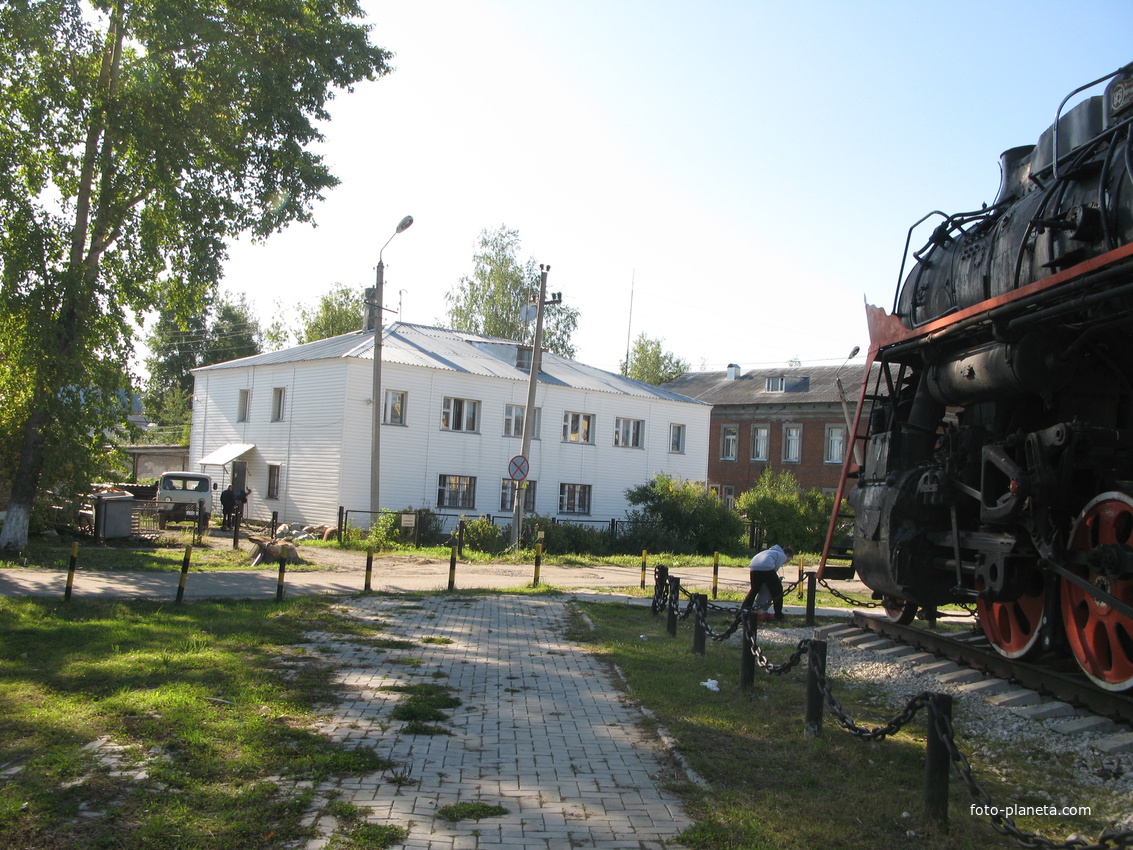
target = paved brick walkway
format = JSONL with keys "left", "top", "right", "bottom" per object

{"left": 300, "top": 594, "right": 692, "bottom": 849}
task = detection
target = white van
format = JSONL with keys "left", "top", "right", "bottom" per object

{"left": 156, "top": 471, "right": 214, "bottom": 525}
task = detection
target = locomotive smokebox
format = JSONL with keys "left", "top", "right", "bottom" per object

{"left": 923, "top": 332, "right": 1079, "bottom": 407}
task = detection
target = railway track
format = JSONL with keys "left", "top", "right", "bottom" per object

{"left": 845, "top": 611, "right": 1133, "bottom": 727}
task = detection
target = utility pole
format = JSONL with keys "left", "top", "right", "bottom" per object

{"left": 510, "top": 265, "right": 560, "bottom": 549}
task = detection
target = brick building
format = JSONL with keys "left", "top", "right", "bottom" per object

{"left": 662, "top": 363, "right": 874, "bottom": 507}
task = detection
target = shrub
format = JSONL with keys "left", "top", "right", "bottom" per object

{"left": 622, "top": 474, "right": 745, "bottom": 555}
{"left": 735, "top": 469, "right": 842, "bottom": 552}
{"left": 459, "top": 515, "right": 505, "bottom": 554}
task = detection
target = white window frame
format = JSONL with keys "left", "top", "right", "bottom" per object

{"left": 720, "top": 425, "right": 738, "bottom": 461}
{"left": 722, "top": 485, "right": 735, "bottom": 510}
{"left": 562, "top": 411, "right": 595, "bottom": 444}
{"left": 437, "top": 474, "right": 476, "bottom": 509}
{"left": 750, "top": 424, "right": 769, "bottom": 461}
{"left": 384, "top": 389, "right": 407, "bottom": 426}
{"left": 558, "top": 483, "right": 592, "bottom": 515}
{"left": 504, "top": 404, "right": 540, "bottom": 439}
{"left": 669, "top": 423, "right": 686, "bottom": 454}
{"left": 614, "top": 417, "right": 644, "bottom": 448}
{"left": 501, "top": 479, "right": 537, "bottom": 512}
{"left": 783, "top": 424, "right": 802, "bottom": 462}
{"left": 766, "top": 376, "right": 786, "bottom": 392}
{"left": 266, "top": 464, "right": 281, "bottom": 500}
{"left": 825, "top": 424, "right": 846, "bottom": 464}
{"left": 441, "top": 397, "right": 479, "bottom": 432}
{"left": 237, "top": 389, "right": 250, "bottom": 423}
{"left": 271, "top": 387, "right": 286, "bottom": 422}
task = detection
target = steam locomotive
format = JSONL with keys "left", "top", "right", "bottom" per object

{"left": 822, "top": 62, "right": 1133, "bottom": 690}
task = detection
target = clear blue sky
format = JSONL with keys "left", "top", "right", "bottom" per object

{"left": 220, "top": 0, "right": 1132, "bottom": 375}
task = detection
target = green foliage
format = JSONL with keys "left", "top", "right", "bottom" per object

{"left": 0, "top": 0, "right": 391, "bottom": 551}
{"left": 296, "top": 284, "right": 365, "bottom": 345}
{"left": 734, "top": 468, "right": 841, "bottom": 552}
{"left": 459, "top": 515, "right": 505, "bottom": 554}
{"left": 622, "top": 474, "right": 745, "bottom": 555}
{"left": 620, "top": 333, "right": 690, "bottom": 386}
{"left": 341, "top": 507, "right": 443, "bottom": 550}
{"left": 142, "top": 291, "right": 263, "bottom": 441}
{"left": 527, "top": 514, "right": 612, "bottom": 556}
{"left": 444, "top": 225, "right": 580, "bottom": 357}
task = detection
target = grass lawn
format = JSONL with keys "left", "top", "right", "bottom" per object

{"left": 0, "top": 596, "right": 402, "bottom": 849}
{"left": 569, "top": 601, "right": 1121, "bottom": 850}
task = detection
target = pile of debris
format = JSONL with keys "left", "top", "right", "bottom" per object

{"left": 246, "top": 524, "right": 337, "bottom": 567}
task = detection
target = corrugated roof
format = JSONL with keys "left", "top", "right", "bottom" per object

{"left": 662, "top": 363, "right": 879, "bottom": 406}
{"left": 194, "top": 322, "right": 707, "bottom": 405}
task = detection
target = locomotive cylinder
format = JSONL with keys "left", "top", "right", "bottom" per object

{"left": 923, "top": 333, "right": 1078, "bottom": 407}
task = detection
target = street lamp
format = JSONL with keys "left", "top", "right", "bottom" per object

{"left": 835, "top": 345, "right": 861, "bottom": 465}
{"left": 369, "top": 215, "right": 414, "bottom": 522}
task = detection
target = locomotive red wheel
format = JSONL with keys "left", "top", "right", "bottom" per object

{"left": 1061, "top": 493, "right": 1133, "bottom": 691}
{"left": 975, "top": 567, "right": 1046, "bottom": 659}
{"left": 882, "top": 597, "right": 917, "bottom": 625}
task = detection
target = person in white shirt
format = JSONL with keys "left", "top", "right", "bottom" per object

{"left": 741, "top": 544, "right": 794, "bottom": 621}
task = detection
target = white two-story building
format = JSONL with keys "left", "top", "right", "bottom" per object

{"left": 189, "top": 322, "right": 710, "bottom": 529}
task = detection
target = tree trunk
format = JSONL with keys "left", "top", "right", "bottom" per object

{"left": 0, "top": 407, "right": 50, "bottom": 552}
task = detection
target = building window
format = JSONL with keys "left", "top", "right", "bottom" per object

{"left": 614, "top": 417, "right": 644, "bottom": 448}
{"left": 437, "top": 475, "right": 476, "bottom": 509}
{"left": 783, "top": 424, "right": 802, "bottom": 462}
{"left": 271, "top": 387, "right": 286, "bottom": 421}
{"left": 722, "top": 485, "right": 735, "bottom": 510}
{"left": 559, "top": 483, "right": 592, "bottom": 515}
{"left": 515, "top": 346, "right": 533, "bottom": 370}
{"left": 504, "top": 404, "right": 540, "bottom": 438}
{"left": 766, "top": 376, "right": 785, "bottom": 392}
{"left": 562, "top": 412, "right": 594, "bottom": 444}
{"left": 384, "top": 390, "right": 407, "bottom": 425}
{"left": 441, "top": 397, "right": 479, "bottom": 432}
{"left": 720, "top": 425, "right": 738, "bottom": 460}
{"left": 825, "top": 425, "right": 846, "bottom": 463}
{"left": 237, "top": 389, "right": 250, "bottom": 423}
{"left": 669, "top": 423, "right": 686, "bottom": 454}
{"left": 751, "top": 424, "right": 769, "bottom": 461}
{"left": 267, "top": 464, "right": 281, "bottom": 500}
{"left": 500, "top": 479, "right": 537, "bottom": 512}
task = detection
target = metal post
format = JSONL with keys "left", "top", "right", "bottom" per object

{"left": 276, "top": 555, "right": 287, "bottom": 602}
{"left": 369, "top": 215, "right": 414, "bottom": 529}
{"left": 365, "top": 548, "right": 373, "bottom": 592}
{"left": 712, "top": 552, "right": 719, "bottom": 599}
{"left": 338, "top": 506, "right": 345, "bottom": 543}
{"left": 667, "top": 576, "right": 681, "bottom": 636}
{"left": 740, "top": 608, "right": 758, "bottom": 688}
{"left": 805, "top": 639, "right": 827, "bottom": 737}
{"left": 176, "top": 544, "right": 192, "bottom": 605}
{"left": 457, "top": 519, "right": 465, "bottom": 559}
{"left": 271, "top": 510, "right": 278, "bottom": 533}
{"left": 925, "top": 693, "right": 953, "bottom": 826}
{"left": 510, "top": 264, "right": 551, "bottom": 549}
{"left": 652, "top": 564, "right": 669, "bottom": 615}
{"left": 692, "top": 593, "right": 707, "bottom": 655}
{"left": 640, "top": 550, "right": 648, "bottom": 589}
{"left": 448, "top": 546, "right": 457, "bottom": 591}
{"left": 533, "top": 543, "right": 542, "bottom": 586}
{"left": 232, "top": 505, "right": 241, "bottom": 549}
{"left": 65, "top": 542, "right": 78, "bottom": 602}
{"left": 805, "top": 572, "right": 817, "bottom": 626}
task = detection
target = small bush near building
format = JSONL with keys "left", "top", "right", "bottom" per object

{"left": 622, "top": 474, "right": 745, "bottom": 555}
{"left": 735, "top": 469, "right": 842, "bottom": 552}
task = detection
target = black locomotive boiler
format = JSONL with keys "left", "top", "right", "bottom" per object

{"left": 821, "top": 62, "right": 1133, "bottom": 690}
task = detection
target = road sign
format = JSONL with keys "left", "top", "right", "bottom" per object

{"left": 508, "top": 455, "right": 530, "bottom": 481}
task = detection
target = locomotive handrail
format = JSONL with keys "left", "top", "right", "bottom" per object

{"left": 1051, "top": 62, "right": 1130, "bottom": 181}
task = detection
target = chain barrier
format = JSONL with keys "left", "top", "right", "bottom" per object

{"left": 927, "top": 697, "right": 1133, "bottom": 849}
{"left": 749, "top": 632, "right": 812, "bottom": 675}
